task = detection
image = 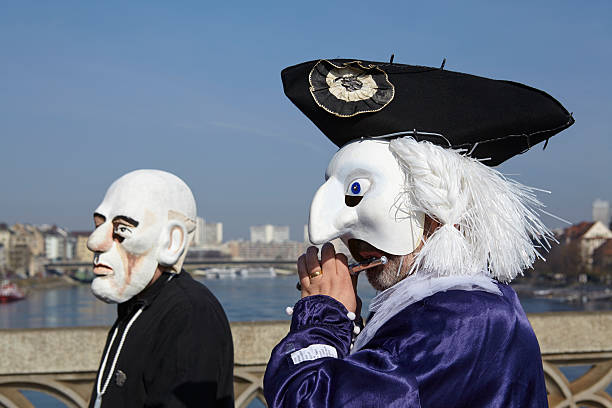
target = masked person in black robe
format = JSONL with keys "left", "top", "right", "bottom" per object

{"left": 87, "top": 169, "right": 234, "bottom": 408}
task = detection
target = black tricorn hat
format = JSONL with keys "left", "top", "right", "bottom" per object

{"left": 281, "top": 59, "right": 574, "bottom": 166}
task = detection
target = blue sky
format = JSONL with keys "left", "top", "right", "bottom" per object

{"left": 1, "top": 1, "right": 610, "bottom": 240}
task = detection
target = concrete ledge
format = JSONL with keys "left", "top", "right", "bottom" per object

{"left": 231, "top": 321, "right": 289, "bottom": 365}
{"left": 528, "top": 311, "right": 612, "bottom": 354}
{"left": 0, "top": 322, "right": 291, "bottom": 375}
{"left": 0, "top": 326, "right": 108, "bottom": 375}
{"left": 1, "top": 312, "right": 610, "bottom": 375}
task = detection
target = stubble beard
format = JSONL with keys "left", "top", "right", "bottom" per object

{"left": 365, "top": 254, "right": 414, "bottom": 291}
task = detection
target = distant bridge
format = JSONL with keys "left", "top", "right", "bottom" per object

{"left": 45, "top": 259, "right": 297, "bottom": 273}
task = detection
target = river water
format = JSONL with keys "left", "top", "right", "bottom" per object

{"left": 2, "top": 276, "right": 611, "bottom": 407}
{"left": 1, "top": 276, "right": 610, "bottom": 329}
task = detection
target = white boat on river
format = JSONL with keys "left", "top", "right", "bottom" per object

{"left": 194, "top": 267, "right": 277, "bottom": 279}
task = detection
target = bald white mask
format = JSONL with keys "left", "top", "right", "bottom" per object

{"left": 309, "top": 139, "right": 424, "bottom": 255}
{"left": 87, "top": 170, "right": 196, "bottom": 303}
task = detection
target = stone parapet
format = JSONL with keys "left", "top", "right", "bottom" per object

{"left": 529, "top": 311, "right": 612, "bottom": 354}
{"left": 0, "top": 313, "right": 611, "bottom": 407}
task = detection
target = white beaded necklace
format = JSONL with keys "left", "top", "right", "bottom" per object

{"left": 93, "top": 306, "right": 144, "bottom": 408}
{"left": 93, "top": 273, "right": 175, "bottom": 408}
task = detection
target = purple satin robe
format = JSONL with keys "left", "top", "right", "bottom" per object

{"left": 264, "top": 283, "right": 548, "bottom": 407}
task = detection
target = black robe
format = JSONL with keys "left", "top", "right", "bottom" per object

{"left": 89, "top": 271, "right": 234, "bottom": 407}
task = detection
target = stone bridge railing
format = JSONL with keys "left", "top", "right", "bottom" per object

{"left": 0, "top": 312, "right": 611, "bottom": 408}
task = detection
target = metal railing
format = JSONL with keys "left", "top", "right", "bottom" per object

{"left": 0, "top": 313, "right": 611, "bottom": 408}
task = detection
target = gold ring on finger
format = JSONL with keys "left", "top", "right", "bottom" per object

{"left": 308, "top": 269, "right": 323, "bottom": 279}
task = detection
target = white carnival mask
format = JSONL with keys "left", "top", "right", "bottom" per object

{"left": 87, "top": 170, "right": 196, "bottom": 304}
{"left": 309, "top": 139, "right": 424, "bottom": 256}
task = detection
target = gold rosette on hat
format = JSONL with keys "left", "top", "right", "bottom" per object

{"left": 309, "top": 60, "right": 395, "bottom": 117}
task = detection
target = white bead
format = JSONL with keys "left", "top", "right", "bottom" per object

{"left": 350, "top": 343, "right": 354, "bottom": 350}
{"left": 346, "top": 312, "right": 356, "bottom": 321}
{"left": 353, "top": 325, "right": 361, "bottom": 335}
{"left": 285, "top": 306, "right": 294, "bottom": 316}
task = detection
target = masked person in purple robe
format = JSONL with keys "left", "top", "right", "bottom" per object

{"left": 87, "top": 169, "right": 234, "bottom": 408}
{"left": 264, "top": 59, "right": 574, "bottom": 407}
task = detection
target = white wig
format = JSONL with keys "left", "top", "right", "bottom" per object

{"left": 389, "top": 137, "right": 553, "bottom": 282}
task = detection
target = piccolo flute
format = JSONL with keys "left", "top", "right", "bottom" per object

{"left": 348, "top": 256, "right": 388, "bottom": 275}
{"left": 296, "top": 256, "right": 388, "bottom": 291}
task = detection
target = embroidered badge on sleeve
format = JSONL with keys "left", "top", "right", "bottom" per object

{"left": 290, "top": 344, "right": 338, "bottom": 364}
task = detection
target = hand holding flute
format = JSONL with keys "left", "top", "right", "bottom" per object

{"left": 296, "top": 243, "right": 365, "bottom": 314}
{"left": 295, "top": 255, "right": 387, "bottom": 290}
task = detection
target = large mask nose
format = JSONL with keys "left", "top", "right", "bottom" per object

{"left": 308, "top": 178, "right": 358, "bottom": 244}
{"left": 87, "top": 223, "right": 113, "bottom": 253}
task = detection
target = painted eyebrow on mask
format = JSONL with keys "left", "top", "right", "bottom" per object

{"left": 112, "top": 215, "right": 139, "bottom": 227}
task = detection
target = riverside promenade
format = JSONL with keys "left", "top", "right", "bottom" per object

{"left": 1, "top": 312, "right": 611, "bottom": 408}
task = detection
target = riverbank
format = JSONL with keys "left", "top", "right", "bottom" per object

{"left": 16, "top": 274, "right": 611, "bottom": 300}
{"left": 15, "top": 275, "right": 77, "bottom": 291}
{"left": 512, "top": 282, "right": 612, "bottom": 303}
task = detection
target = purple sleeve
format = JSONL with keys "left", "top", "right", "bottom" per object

{"left": 263, "top": 295, "right": 421, "bottom": 408}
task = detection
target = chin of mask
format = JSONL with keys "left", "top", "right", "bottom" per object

{"left": 90, "top": 240, "right": 160, "bottom": 304}
{"left": 88, "top": 169, "right": 196, "bottom": 304}
{"left": 309, "top": 139, "right": 424, "bottom": 256}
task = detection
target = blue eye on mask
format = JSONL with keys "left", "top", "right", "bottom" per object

{"left": 309, "top": 139, "right": 424, "bottom": 256}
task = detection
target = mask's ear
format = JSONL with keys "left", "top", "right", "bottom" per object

{"left": 157, "top": 220, "right": 188, "bottom": 268}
